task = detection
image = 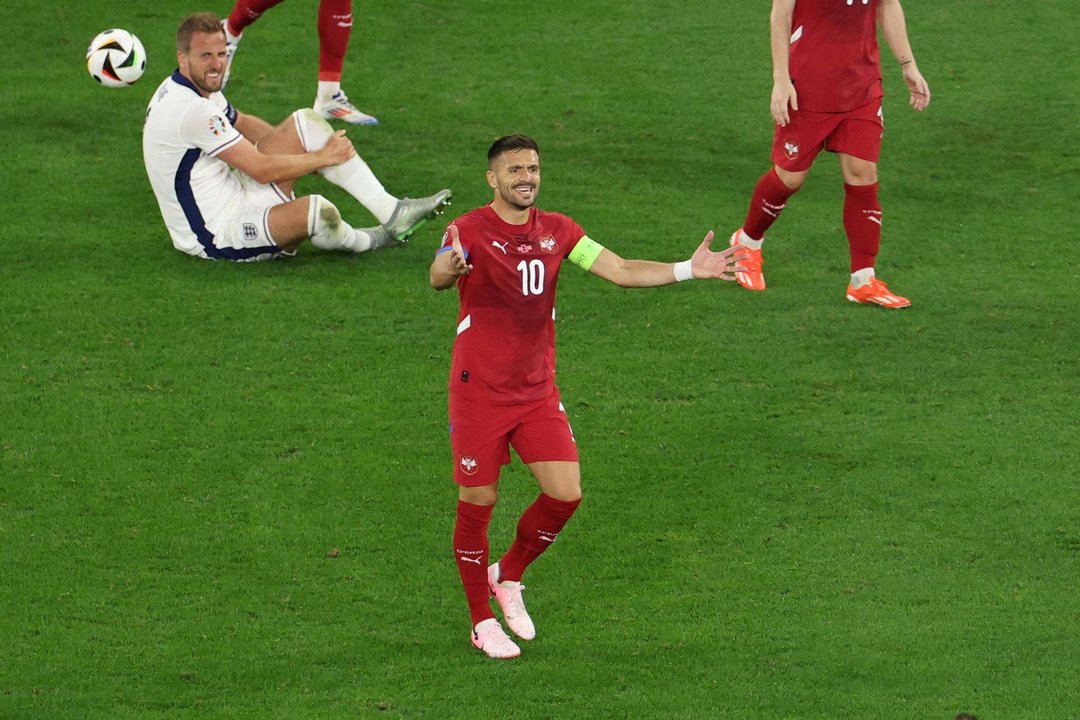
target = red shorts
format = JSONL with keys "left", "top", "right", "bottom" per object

{"left": 771, "top": 96, "right": 883, "bottom": 172}
{"left": 448, "top": 389, "right": 579, "bottom": 487}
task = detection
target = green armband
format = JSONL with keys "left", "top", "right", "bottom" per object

{"left": 567, "top": 235, "right": 605, "bottom": 271}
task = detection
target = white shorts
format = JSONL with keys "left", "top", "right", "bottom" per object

{"left": 201, "top": 173, "right": 295, "bottom": 262}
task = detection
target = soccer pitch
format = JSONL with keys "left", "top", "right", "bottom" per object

{"left": 1, "top": 1, "right": 1076, "bottom": 718}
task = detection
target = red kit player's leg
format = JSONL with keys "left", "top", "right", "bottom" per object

{"left": 226, "top": 0, "right": 286, "bottom": 35}
{"left": 499, "top": 493, "right": 581, "bottom": 582}
{"left": 843, "top": 182, "right": 881, "bottom": 272}
{"left": 312, "top": 0, "right": 378, "bottom": 125}
{"left": 742, "top": 167, "right": 799, "bottom": 241}
{"left": 453, "top": 500, "right": 495, "bottom": 626}
{"left": 316, "top": 0, "right": 352, "bottom": 82}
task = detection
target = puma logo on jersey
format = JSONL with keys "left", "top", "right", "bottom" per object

{"left": 492, "top": 241, "right": 508, "bottom": 254}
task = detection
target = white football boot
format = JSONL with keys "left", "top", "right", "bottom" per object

{"left": 314, "top": 91, "right": 379, "bottom": 126}
{"left": 488, "top": 562, "right": 536, "bottom": 641}
{"left": 471, "top": 618, "right": 520, "bottom": 659}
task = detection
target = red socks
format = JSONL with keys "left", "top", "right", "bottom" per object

{"left": 498, "top": 493, "right": 581, "bottom": 583}
{"left": 453, "top": 500, "right": 494, "bottom": 626}
{"left": 317, "top": 0, "right": 353, "bottom": 81}
{"left": 226, "top": 0, "right": 286, "bottom": 35}
{"left": 843, "top": 182, "right": 881, "bottom": 272}
{"left": 742, "top": 167, "right": 798, "bottom": 241}
{"left": 454, "top": 493, "right": 580, "bottom": 626}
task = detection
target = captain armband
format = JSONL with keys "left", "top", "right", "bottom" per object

{"left": 567, "top": 235, "right": 605, "bottom": 271}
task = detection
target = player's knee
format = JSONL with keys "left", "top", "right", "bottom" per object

{"left": 292, "top": 108, "right": 335, "bottom": 152}
{"left": 307, "top": 194, "right": 341, "bottom": 233}
{"left": 775, "top": 166, "right": 807, "bottom": 191}
{"left": 460, "top": 484, "right": 499, "bottom": 507}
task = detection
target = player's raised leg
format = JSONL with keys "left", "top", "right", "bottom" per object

{"left": 312, "top": 0, "right": 378, "bottom": 125}
{"left": 291, "top": 109, "right": 451, "bottom": 239}
{"left": 490, "top": 461, "right": 581, "bottom": 641}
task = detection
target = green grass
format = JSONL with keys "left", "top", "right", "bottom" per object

{"left": 1, "top": 1, "right": 1077, "bottom": 719}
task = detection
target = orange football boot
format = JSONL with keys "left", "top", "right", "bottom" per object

{"left": 729, "top": 229, "right": 765, "bottom": 291}
{"left": 845, "top": 278, "right": 911, "bottom": 309}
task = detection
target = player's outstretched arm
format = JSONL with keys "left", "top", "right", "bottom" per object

{"left": 430, "top": 224, "right": 472, "bottom": 290}
{"left": 586, "top": 232, "right": 748, "bottom": 288}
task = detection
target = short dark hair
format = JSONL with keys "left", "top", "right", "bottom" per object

{"left": 487, "top": 134, "right": 540, "bottom": 165}
{"left": 177, "top": 12, "right": 224, "bottom": 53}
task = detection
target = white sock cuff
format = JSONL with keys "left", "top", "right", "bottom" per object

{"left": 851, "top": 267, "right": 876, "bottom": 288}
{"left": 309, "top": 194, "right": 351, "bottom": 251}
{"left": 317, "top": 80, "right": 342, "bottom": 103}
{"left": 738, "top": 230, "right": 764, "bottom": 250}
{"left": 307, "top": 193, "right": 323, "bottom": 237}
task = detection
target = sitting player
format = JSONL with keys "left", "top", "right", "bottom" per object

{"left": 143, "top": 12, "right": 449, "bottom": 260}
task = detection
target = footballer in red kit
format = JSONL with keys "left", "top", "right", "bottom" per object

{"left": 728, "top": 0, "right": 931, "bottom": 309}
{"left": 446, "top": 204, "right": 586, "bottom": 408}
{"left": 430, "top": 134, "right": 748, "bottom": 659}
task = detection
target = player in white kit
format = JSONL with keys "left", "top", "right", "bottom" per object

{"left": 143, "top": 12, "right": 450, "bottom": 261}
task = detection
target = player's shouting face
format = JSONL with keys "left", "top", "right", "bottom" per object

{"left": 487, "top": 148, "right": 541, "bottom": 211}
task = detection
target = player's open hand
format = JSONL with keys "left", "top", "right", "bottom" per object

{"left": 448, "top": 224, "right": 472, "bottom": 277}
{"left": 690, "top": 231, "right": 749, "bottom": 281}
{"left": 902, "top": 65, "right": 931, "bottom": 111}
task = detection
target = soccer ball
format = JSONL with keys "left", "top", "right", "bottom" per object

{"left": 86, "top": 28, "right": 146, "bottom": 88}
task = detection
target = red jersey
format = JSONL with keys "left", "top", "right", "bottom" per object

{"left": 438, "top": 204, "right": 587, "bottom": 405}
{"left": 788, "top": 0, "right": 883, "bottom": 112}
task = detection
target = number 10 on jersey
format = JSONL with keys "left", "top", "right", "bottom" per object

{"left": 517, "top": 259, "right": 546, "bottom": 296}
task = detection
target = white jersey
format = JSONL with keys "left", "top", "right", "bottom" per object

{"left": 142, "top": 71, "right": 246, "bottom": 256}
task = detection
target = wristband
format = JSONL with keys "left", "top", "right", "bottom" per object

{"left": 673, "top": 259, "right": 694, "bottom": 282}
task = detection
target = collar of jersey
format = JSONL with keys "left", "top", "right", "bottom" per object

{"left": 171, "top": 69, "right": 203, "bottom": 97}
{"left": 481, "top": 203, "right": 537, "bottom": 235}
